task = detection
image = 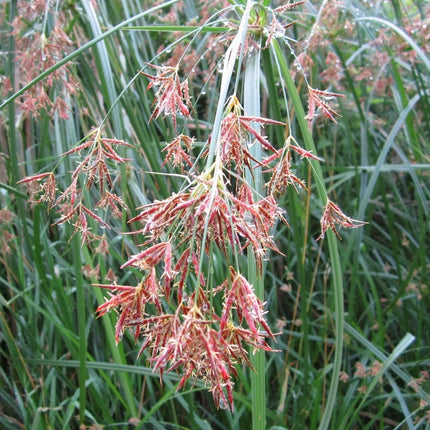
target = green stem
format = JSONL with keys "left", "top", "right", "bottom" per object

{"left": 72, "top": 234, "right": 87, "bottom": 425}
{"left": 124, "top": 25, "right": 228, "bottom": 33}
{"left": 249, "top": 253, "right": 265, "bottom": 429}
{"left": 271, "top": 38, "right": 344, "bottom": 430}
{"left": 197, "top": 2, "right": 254, "bottom": 288}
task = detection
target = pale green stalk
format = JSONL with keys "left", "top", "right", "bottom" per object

{"left": 197, "top": 0, "right": 253, "bottom": 285}
{"left": 244, "top": 43, "right": 265, "bottom": 430}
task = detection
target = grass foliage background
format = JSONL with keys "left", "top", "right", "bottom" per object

{"left": 1, "top": 0, "right": 429, "bottom": 429}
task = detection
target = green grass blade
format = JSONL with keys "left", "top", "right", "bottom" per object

{"left": 271, "top": 38, "right": 344, "bottom": 430}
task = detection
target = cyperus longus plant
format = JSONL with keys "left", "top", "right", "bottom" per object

{"left": 12, "top": 0, "right": 366, "bottom": 424}
{"left": 90, "top": 0, "right": 364, "bottom": 416}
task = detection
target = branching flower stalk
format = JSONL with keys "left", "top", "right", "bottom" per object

{"left": 92, "top": 1, "right": 286, "bottom": 411}
{"left": 13, "top": 0, "right": 366, "bottom": 419}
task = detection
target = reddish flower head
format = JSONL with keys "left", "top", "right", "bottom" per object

{"left": 318, "top": 200, "right": 366, "bottom": 240}
{"left": 140, "top": 64, "right": 192, "bottom": 131}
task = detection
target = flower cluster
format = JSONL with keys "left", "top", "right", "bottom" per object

{"left": 92, "top": 21, "right": 364, "bottom": 403}
{"left": 4, "top": 0, "right": 80, "bottom": 119}
{"left": 14, "top": 0, "right": 366, "bottom": 412}
{"left": 96, "top": 54, "right": 364, "bottom": 410}
{"left": 93, "top": 51, "right": 300, "bottom": 408}
{"left": 217, "top": 96, "right": 283, "bottom": 172}
{"left": 140, "top": 64, "right": 192, "bottom": 132}
{"left": 18, "top": 128, "right": 130, "bottom": 245}
{"left": 96, "top": 256, "right": 274, "bottom": 410}
{"left": 267, "top": 136, "right": 324, "bottom": 195}
{"left": 306, "top": 87, "right": 345, "bottom": 124}
{"left": 95, "top": 153, "right": 283, "bottom": 408}
{"left": 318, "top": 200, "right": 366, "bottom": 240}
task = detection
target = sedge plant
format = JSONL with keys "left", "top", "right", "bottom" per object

{"left": 1, "top": 0, "right": 429, "bottom": 429}
{"left": 13, "top": 0, "right": 362, "bottom": 422}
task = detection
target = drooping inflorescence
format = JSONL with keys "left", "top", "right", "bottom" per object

{"left": 14, "top": 0, "right": 365, "bottom": 411}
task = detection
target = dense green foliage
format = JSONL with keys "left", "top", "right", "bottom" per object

{"left": 1, "top": 0, "right": 429, "bottom": 429}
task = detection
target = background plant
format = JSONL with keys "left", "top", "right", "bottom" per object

{"left": 1, "top": 0, "right": 429, "bottom": 429}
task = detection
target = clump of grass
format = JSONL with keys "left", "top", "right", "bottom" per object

{"left": 1, "top": 0, "right": 429, "bottom": 429}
